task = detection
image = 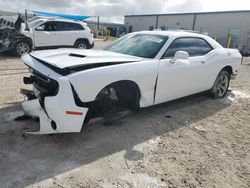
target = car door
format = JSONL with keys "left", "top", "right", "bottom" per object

{"left": 33, "top": 21, "right": 59, "bottom": 47}
{"left": 155, "top": 37, "right": 213, "bottom": 104}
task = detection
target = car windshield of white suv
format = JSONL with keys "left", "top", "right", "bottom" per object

{"left": 103, "top": 34, "right": 168, "bottom": 58}
{"left": 27, "top": 17, "right": 40, "bottom": 23}
{"left": 28, "top": 19, "right": 44, "bottom": 28}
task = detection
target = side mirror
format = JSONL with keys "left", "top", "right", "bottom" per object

{"left": 170, "top": 51, "right": 189, "bottom": 63}
{"left": 35, "top": 25, "right": 44, "bottom": 31}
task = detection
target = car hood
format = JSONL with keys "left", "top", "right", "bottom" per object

{"left": 29, "top": 49, "right": 144, "bottom": 69}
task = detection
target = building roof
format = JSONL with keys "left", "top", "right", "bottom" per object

{"left": 125, "top": 10, "right": 250, "bottom": 17}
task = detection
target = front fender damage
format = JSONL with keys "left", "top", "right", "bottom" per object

{"left": 21, "top": 76, "right": 88, "bottom": 134}
{"left": 22, "top": 99, "right": 53, "bottom": 134}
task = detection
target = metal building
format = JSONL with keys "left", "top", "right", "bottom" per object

{"left": 124, "top": 10, "right": 250, "bottom": 50}
{"left": 86, "top": 20, "right": 126, "bottom": 37}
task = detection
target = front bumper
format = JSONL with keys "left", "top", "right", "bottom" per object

{"left": 21, "top": 77, "right": 88, "bottom": 134}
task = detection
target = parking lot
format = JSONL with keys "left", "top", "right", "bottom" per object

{"left": 0, "top": 40, "right": 250, "bottom": 188}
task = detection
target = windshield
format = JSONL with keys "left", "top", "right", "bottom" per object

{"left": 103, "top": 34, "right": 168, "bottom": 58}
{"left": 28, "top": 19, "right": 44, "bottom": 28}
{"left": 28, "top": 17, "right": 40, "bottom": 23}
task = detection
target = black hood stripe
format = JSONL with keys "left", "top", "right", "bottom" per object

{"left": 30, "top": 54, "right": 140, "bottom": 76}
{"left": 30, "top": 55, "right": 69, "bottom": 76}
{"left": 65, "top": 60, "right": 138, "bottom": 73}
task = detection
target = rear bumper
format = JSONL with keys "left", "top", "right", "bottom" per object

{"left": 21, "top": 77, "right": 88, "bottom": 134}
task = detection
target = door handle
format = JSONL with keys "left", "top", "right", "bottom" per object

{"left": 201, "top": 61, "right": 206, "bottom": 64}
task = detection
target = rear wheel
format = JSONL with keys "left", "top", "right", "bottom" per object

{"left": 75, "top": 40, "right": 89, "bottom": 49}
{"left": 211, "top": 70, "right": 230, "bottom": 99}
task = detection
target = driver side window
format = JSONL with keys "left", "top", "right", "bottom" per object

{"left": 162, "top": 37, "right": 213, "bottom": 59}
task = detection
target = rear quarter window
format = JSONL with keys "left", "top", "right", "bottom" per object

{"left": 75, "top": 23, "right": 84, "bottom": 30}
{"left": 57, "top": 22, "right": 85, "bottom": 31}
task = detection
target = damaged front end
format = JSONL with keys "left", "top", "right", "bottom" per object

{"left": 0, "top": 14, "right": 31, "bottom": 53}
{"left": 21, "top": 54, "right": 88, "bottom": 134}
{"left": 0, "top": 28, "right": 30, "bottom": 53}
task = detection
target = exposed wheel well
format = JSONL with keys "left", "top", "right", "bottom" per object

{"left": 14, "top": 37, "right": 32, "bottom": 47}
{"left": 222, "top": 66, "right": 233, "bottom": 75}
{"left": 24, "top": 37, "right": 33, "bottom": 46}
{"left": 84, "top": 80, "right": 141, "bottom": 123}
{"left": 96, "top": 80, "right": 141, "bottom": 109}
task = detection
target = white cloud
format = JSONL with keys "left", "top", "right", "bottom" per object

{"left": 0, "top": 0, "right": 249, "bottom": 23}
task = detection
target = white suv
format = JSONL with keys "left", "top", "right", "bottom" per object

{"left": 16, "top": 17, "right": 94, "bottom": 55}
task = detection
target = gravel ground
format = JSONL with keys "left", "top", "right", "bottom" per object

{"left": 0, "top": 42, "right": 249, "bottom": 188}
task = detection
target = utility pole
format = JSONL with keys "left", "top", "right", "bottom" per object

{"left": 25, "top": 9, "right": 27, "bottom": 21}
{"left": 97, "top": 16, "right": 100, "bottom": 38}
{"left": 97, "top": 16, "right": 100, "bottom": 30}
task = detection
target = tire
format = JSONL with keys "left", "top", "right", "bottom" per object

{"left": 211, "top": 70, "right": 230, "bottom": 99}
{"left": 13, "top": 40, "right": 31, "bottom": 57}
{"left": 75, "top": 40, "right": 89, "bottom": 49}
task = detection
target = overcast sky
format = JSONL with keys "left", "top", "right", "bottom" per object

{"left": 0, "top": 0, "right": 250, "bottom": 23}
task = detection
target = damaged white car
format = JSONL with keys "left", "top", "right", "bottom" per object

{"left": 21, "top": 31, "right": 242, "bottom": 134}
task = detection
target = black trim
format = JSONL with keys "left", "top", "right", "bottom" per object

{"left": 35, "top": 45, "right": 74, "bottom": 51}
{"left": 65, "top": 61, "right": 138, "bottom": 73}
{"left": 30, "top": 55, "right": 70, "bottom": 75}
{"left": 70, "top": 83, "right": 90, "bottom": 107}
{"left": 30, "top": 54, "right": 139, "bottom": 76}
{"left": 153, "top": 74, "right": 158, "bottom": 104}
{"left": 69, "top": 53, "right": 86, "bottom": 58}
{"left": 34, "top": 42, "right": 94, "bottom": 51}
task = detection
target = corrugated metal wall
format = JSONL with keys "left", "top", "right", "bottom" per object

{"left": 125, "top": 11, "right": 250, "bottom": 50}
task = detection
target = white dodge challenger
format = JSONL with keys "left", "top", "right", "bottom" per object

{"left": 21, "top": 31, "right": 242, "bottom": 134}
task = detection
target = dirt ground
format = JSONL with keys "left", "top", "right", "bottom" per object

{"left": 0, "top": 41, "right": 250, "bottom": 188}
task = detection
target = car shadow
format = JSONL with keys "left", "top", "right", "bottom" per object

{"left": 0, "top": 52, "right": 17, "bottom": 59}
{"left": 0, "top": 91, "right": 235, "bottom": 187}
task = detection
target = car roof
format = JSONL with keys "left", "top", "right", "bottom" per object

{"left": 134, "top": 30, "right": 205, "bottom": 37}
{"left": 132, "top": 30, "right": 223, "bottom": 49}
{"left": 31, "top": 16, "right": 85, "bottom": 24}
